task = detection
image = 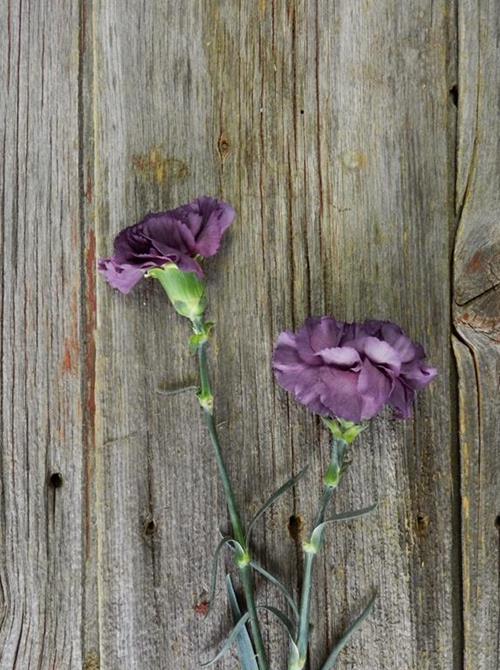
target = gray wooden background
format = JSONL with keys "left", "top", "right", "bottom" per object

{"left": 1, "top": 1, "right": 499, "bottom": 669}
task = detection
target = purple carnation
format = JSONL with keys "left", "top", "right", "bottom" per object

{"left": 99, "top": 196, "right": 235, "bottom": 294}
{"left": 272, "top": 317, "right": 437, "bottom": 423}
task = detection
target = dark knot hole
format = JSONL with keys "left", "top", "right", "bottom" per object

{"left": 288, "top": 514, "right": 304, "bottom": 542}
{"left": 48, "top": 472, "right": 64, "bottom": 489}
{"left": 449, "top": 85, "right": 458, "bottom": 107}
{"left": 143, "top": 516, "right": 158, "bottom": 536}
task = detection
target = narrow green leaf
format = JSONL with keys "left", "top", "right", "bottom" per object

{"left": 320, "top": 593, "right": 377, "bottom": 670}
{"left": 246, "top": 466, "right": 309, "bottom": 543}
{"left": 207, "top": 536, "right": 232, "bottom": 612}
{"left": 250, "top": 560, "right": 299, "bottom": 620}
{"left": 200, "top": 612, "right": 251, "bottom": 667}
{"left": 309, "top": 503, "right": 377, "bottom": 552}
{"left": 257, "top": 605, "right": 302, "bottom": 669}
{"left": 257, "top": 605, "right": 296, "bottom": 640}
{"left": 329, "top": 502, "right": 378, "bottom": 522}
{"left": 226, "top": 575, "right": 259, "bottom": 670}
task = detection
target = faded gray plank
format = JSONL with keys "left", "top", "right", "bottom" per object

{"left": 454, "top": 1, "right": 500, "bottom": 668}
{"left": 92, "top": 2, "right": 236, "bottom": 668}
{"left": 91, "top": 1, "right": 457, "bottom": 669}
{"left": 292, "top": 3, "right": 457, "bottom": 669}
{"left": 0, "top": 1, "right": 85, "bottom": 668}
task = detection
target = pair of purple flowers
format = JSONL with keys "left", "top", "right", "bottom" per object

{"left": 100, "top": 196, "right": 438, "bottom": 670}
{"left": 100, "top": 196, "right": 437, "bottom": 423}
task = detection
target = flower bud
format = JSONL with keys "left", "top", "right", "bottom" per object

{"left": 148, "top": 264, "right": 207, "bottom": 322}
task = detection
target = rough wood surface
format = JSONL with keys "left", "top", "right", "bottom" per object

{"left": 0, "top": 1, "right": 85, "bottom": 667}
{"left": 0, "top": 1, "right": 498, "bottom": 669}
{"left": 453, "top": 1, "right": 500, "bottom": 669}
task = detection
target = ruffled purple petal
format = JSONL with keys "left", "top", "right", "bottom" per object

{"left": 113, "top": 224, "right": 161, "bottom": 265}
{"left": 318, "top": 346, "right": 362, "bottom": 369}
{"left": 98, "top": 258, "right": 147, "bottom": 294}
{"left": 318, "top": 367, "right": 364, "bottom": 422}
{"left": 401, "top": 362, "right": 438, "bottom": 390}
{"left": 353, "top": 336, "right": 402, "bottom": 375}
{"left": 141, "top": 213, "right": 197, "bottom": 257}
{"left": 357, "top": 359, "right": 394, "bottom": 420}
{"left": 349, "top": 320, "right": 383, "bottom": 339}
{"left": 273, "top": 356, "right": 324, "bottom": 408}
{"left": 388, "top": 379, "right": 415, "bottom": 418}
{"left": 306, "top": 317, "right": 344, "bottom": 351}
{"left": 295, "top": 369, "right": 333, "bottom": 416}
{"left": 169, "top": 196, "right": 236, "bottom": 258}
{"left": 273, "top": 332, "right": 305, "bottom": 366}
{"left": 377, "top": 323, "right": 420, "bottom": 363}
{"left": 294, "top": 324, "right": 323, "bottom": 365}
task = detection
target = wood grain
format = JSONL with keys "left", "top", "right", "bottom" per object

{"left": 0, "top": 1, "right": 85, "bottom": 668}
{"left": 454, "top": 1, "right": 500, "bottom": 668}
{"left": 0, "top": 1, "right": 498, "bottom": 669}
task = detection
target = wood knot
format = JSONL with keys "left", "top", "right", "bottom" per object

{"left": 194, "top": 599, "right": 209, "bottom": 617}
{"left": 341, "top": 150, "right": 367, "bottom": 171}
{"left": 288, "top": 514, "right": 304, "bottom": 543}
{"left": 415, "top": 513, "right": 430, "bottom": 536}
{"left": 83, "top": 651, "right": 100, "bottom": 670}
{"left": 131, "top": 147, "right": 189, "bottom": 185}
{"left": 457, "top": 310, "right": 500, "bottom": 342}
{"left": 217, "top": 132, "right": 231, "bottom": 161}
{"left": 142, "top": 514, "right": 158, "bottom": 538}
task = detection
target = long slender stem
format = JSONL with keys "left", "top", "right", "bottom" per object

{"left": 203, "top": 406, "right": 246, "bottom": 545}
{"left": 294, "top": 488, "right": 335, "bottom": 668}
{"left": 197, "top": 338, "right": 269, "bottom": 670}
{"left": 291, "top": 438, "right": 348, "bottom": 670}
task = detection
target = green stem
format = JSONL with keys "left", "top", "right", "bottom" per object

{"left": 290, "top": 438, "right": 348, "bottom": 670}
{"left": 197, "top": 335, "right": 269, "bottom": 670}
{"left": 293, "top": 489, "right": 335, "bottom": 669}
{"left": 203, "top": 404, "right": 245, "bottom": 545}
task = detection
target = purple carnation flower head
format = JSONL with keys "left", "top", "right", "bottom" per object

{"left": 272, "top": 316, "right": 437, "bottom": 423}
{"left": 98, "top": 196, "right": 235, "bottom": 294}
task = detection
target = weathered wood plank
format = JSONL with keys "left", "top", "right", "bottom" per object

{"left": 92, "top": 2, "right": 236, "bottom": 668}
{"left": 454, "top": 1, "right": 500, "bottom": 668}
{"left": 91, "top": 1, "right": 458, "bottom": 669}
{"left": 291, "top": 3, "right": 457, "bottom": 669}
{"left": 0, "top": 1, "right": 86, "bottom": 668}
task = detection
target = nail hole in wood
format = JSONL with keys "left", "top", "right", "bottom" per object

{"left": 48, "top": 472, "right": 63, "bottom": 488}
{"left": 288, "top": 514, "right": 304, "bottom": 542}
{"left": 449, "top": 85, "right": 458, "bottom": 107}
{"left": 300, "top": 109, "right": 304, "bottom": 114}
